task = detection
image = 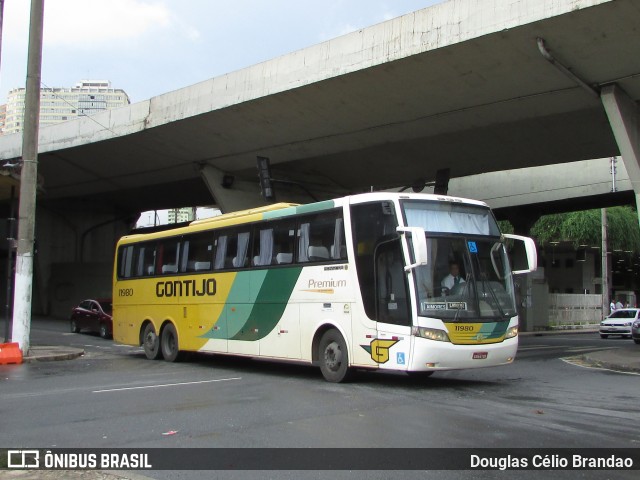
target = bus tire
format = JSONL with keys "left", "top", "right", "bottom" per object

{"left": 161, "top": 323, "right": 181, "bottom": 362}
{"left": 142, "top": 323, "right": 163, "bottom": 360}
{"left": 318, "top": 329, "right": 352, "bottom": 383}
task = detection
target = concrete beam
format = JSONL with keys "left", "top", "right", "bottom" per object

{"left": 199, "top": 165, "right": 268, "bottom": 213}
{"left": 601, "top": 84, "right": 640, "bottom": 223}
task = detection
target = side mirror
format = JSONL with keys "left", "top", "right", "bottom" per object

{"left": 396, "top": 226, "right": 428, "bottom": 271}
{"left": 503, "top": 234, "right": 538, "bottom": 274}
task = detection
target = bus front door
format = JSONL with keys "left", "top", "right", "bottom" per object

{"left": 374, "top": 238, "right": 411, "bottom": 371}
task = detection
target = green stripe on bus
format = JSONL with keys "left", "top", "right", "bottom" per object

{"left": 262, "top": 200, "right": 336, "bottom": 220}
{"left": 230, "top": 267, "right": 302, "bottom": 341}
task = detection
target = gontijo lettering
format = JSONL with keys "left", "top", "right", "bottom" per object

{"left": 156, "top": 278, "right": 216, "bottom": 297}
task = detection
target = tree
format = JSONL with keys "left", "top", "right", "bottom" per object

{"left": 528, "top": 206, "right": 640, "bottom": 254}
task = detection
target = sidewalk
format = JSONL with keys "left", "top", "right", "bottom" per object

{"left": 579, "top": 344, "right": 640, "bottom": 373}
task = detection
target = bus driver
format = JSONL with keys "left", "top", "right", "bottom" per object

{"left": 441, "top": 261, "right": 465, "bottom": 294}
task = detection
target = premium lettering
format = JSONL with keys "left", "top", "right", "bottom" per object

{"left": 156, "top": 278, "right": 217, "bottom": 297}
{"left": 308, "top": 278, "right": 347, "bottom": 289}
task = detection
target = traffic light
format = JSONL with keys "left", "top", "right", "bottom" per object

{"left": 257, "top": 156, "right": 275, "bottom": 201}
{"left": 433, "top": 168, "right": 450, "bottom": 195}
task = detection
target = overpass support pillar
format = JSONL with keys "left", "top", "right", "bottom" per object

{"left": 199, "top": 165, "right": 268, "bottom": 214}
{"left": 506, "top": 213, "right": 540, "bottom": 237}
{"left": 601, "top": 85, "right": 640, "bottom": 224}
{"left": 503, "top": 213, "right": 540, "bottom": 333}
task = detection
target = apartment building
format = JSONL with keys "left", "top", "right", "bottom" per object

{"left": 3, "top": 80, "right": 130, "bottom": 134}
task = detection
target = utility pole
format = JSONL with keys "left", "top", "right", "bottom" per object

{"left": 601, "top": 208, "right": 609, "bottom": 318}
{"left": 12, "top": 0, "right": 44, "bottom": 353}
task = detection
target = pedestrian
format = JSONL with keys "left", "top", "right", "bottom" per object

{"left": 615, "top": 298, "right": 624, "bottom": 310}
{"left": 610, "top": 299, "right": 616, "bottom": 313}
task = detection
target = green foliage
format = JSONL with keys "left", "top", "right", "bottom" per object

{"left": 530, "top": 206, "right": 640, "bottom": 254}
{"left": 530, "top": 214, "right": 563, "bottom": 245}
{"left": 497, "top": 220, "right": 514, "bottom": 235}
{"left": 608, "top": 206, "right": 640, "bottom": 253}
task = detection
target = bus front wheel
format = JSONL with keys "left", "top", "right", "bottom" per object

{"left": 318, "top": 329, "right": 352, "bottom": 383}
{"left": 142, "top": 323, "right": 162, "bottom": 360}
{"left": 161, "top": 323, "right": 181, "bottom": 362}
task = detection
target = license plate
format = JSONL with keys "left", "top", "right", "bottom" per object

{"left": 472, "top": 352, "right": 488, "bottom": 360}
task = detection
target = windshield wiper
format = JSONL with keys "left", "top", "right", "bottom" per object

{"left": 480, "top": 272, "right": 507, "bottom": 318}
{"left": 471, "top": 251, "right": 508, "bottom": 319}
{"left": 453, "top": 273, "right": 471, "bottom": 322}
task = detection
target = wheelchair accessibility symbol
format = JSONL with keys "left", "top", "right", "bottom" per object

{"left": 397, "top": 352, "right": 405, "bottom": 365}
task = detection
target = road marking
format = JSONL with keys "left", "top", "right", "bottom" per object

{"left": 92, "top": 377, "right": 242, "bottom": 393}
{"left": 518, "top": 345, "right": 568, "bottom": 351}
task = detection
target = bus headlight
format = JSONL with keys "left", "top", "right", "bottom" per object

{"left": 412, "top": 326, "right": 450, "bottom": 342}
{"left": 505, "top": 326, "right": 518, "bottom": 339}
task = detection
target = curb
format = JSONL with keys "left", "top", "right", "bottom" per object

{"left": 22, "top": 346, "right": 85, "bottom": 363}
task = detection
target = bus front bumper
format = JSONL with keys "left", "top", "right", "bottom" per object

{"left": 409, "top": 336, "right": 518, "bottom": 371}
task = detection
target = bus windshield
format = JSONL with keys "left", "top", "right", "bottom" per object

{"left": 402, "top": 201, "right": 516, "bottom": 321}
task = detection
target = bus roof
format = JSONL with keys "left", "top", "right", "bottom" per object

{"left": 118, "top": 193, "right": 489, "bottom": 243}
{"left": 190, "top": 203, "right": 299, "bottom": 226}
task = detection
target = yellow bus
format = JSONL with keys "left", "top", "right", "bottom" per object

{"left": 113, "top": 192, "right": 536, "bottom": 382}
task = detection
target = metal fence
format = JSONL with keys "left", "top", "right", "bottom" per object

{"left": 548, "top": 294, "right": 602, "bottom": 329}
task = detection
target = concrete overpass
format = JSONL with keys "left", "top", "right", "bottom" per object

{"left": 0, "top": 0, "right": 639, "bottom": 318}
{"left": 0, "top": 0, "right": 639, "bottom": 215}
{"left": 449, "top": 157, "right": 635, "bottom": 230}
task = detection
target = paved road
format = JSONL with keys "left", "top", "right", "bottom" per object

{"left": 1, "top": 319, "right": 638, "bottom": 480}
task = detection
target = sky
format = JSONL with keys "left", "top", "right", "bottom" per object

{"left": 1, "top": 0, "right": 443, "bottom": 104}
{"left": 1, "top": 0, "right": 443, "bottom": 226}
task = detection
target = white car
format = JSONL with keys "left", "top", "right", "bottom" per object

{"left": 600, "top": 308, "right": 638, "bottom": 339}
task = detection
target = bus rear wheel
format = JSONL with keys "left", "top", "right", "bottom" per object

{"left": 161, "top": 323, "right": 181, "bottom": 362}
{"left": 142, "top": 323, "right": 162, "bottom": 360}
{"left": 318, "top": 329, "right": 352, "bottom": 383}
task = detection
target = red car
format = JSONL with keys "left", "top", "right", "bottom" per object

{"left": 70, "top": 299, "right": 113, "bottom": 339}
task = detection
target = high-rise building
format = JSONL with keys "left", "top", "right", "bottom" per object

{"left": 0, "top": 104, "right": 6, "bottom": 135}
{"left": 3, "top": 80, "right": 130, "bottom": 135}
{"left": 168, "top": 207, "right": 196, "bottom": 224}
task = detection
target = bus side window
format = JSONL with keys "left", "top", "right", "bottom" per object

{"left": 235, "top": 231, "right": 251, "bottom": 268}
{"left": 297, "top": 210, "right": 344, "bottom": 263}
{"left": 331, "top": 217, "right": 347, "bottom": 260}
{"left": 159, "top": 240, "right": 180, "bottom": 274}
{"left": 132, "top": 242, "right": 156, "bottom": 277}
{"left": 228, "top": 231, "right": 250, "bottom": 268}
{"left": 119, "top": 245, "right": 134, "bottom": 278}
{"left": 214, "top": 235, "right": 228, "bottom": 270}
{"left": 252, "top": 227, "right": 274, "bottom": 267}
{"left": 186, "top": 233, "right": 214, "bottom": 272}
{"left": 272, "top": 220, "right": 295, "bottom": 265}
